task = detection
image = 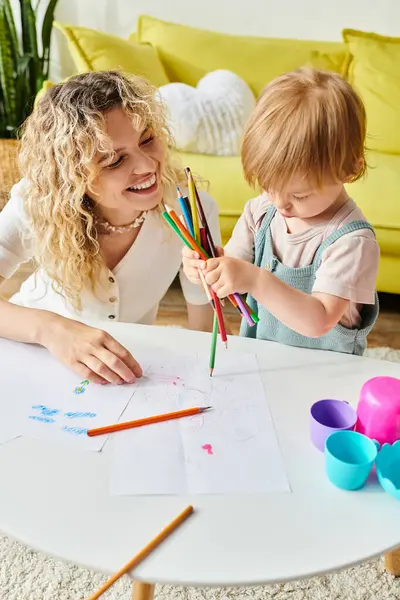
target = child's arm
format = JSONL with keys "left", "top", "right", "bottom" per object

{"left": 205, "top": 228, "right": 379, "bottom": 337}
{"left": 204, "top": 258, "right": 348, "bottom": 337}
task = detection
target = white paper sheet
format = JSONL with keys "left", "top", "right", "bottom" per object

{"left": 0, "top": 338, "right": 139, "bottom": 451}
{"left": 111, "top": 352, "right": 290, "bottom": 495}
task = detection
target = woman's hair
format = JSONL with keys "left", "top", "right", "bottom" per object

{"left": 19, "top": 70, "right": 182, "bottom": 310}
{"left": 241, "top": 67, "right": 367, "bottom": 192}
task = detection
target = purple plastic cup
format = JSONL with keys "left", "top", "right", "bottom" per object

{"left": 310, "top": 399, "right": 358, "bottom": 452}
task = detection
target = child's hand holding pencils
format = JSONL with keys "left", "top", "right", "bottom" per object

{"left": 162, "top": 168, "right": 258, "bottom": 376}
{"left": 205, "top": 255, "right": 260, "bottom": 298}
{"left": 182, "top": 245, "right": 224, "bottom": 285}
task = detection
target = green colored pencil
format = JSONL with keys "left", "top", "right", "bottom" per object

{"left": 162, "top": 211, "right": 193, "bottom": 249}
{"left": 209, "top": 313, "right": 218, "bottom": 377}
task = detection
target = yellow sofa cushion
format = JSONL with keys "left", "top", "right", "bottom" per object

{"left": 345, "top": 151, "right": 400, "bottom": 239}
{"left": 343, "top": 29, "right": 400, "bottom": 154}
{"left": 136, "top": 15, "right": 348, "bottom": 96}
{"left": 54, "top": 22, "right": 169, "bottom": 87}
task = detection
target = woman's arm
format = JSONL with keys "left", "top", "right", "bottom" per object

{"left": 0, "top": 277, "right": 142, "bottom": 383}
{"left": 186, "top": 302, "right": 214, "bottom": 332}
{"left": 0, "top": 282, "right": 53, "bottom": 344}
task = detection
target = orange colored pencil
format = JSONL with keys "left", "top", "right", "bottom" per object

{"left": 167, "top": 207, "right": 208, "bottom": 260}
{"left": 87, "top": 406, "right": 212, "bottom": 437}
{"left": 88, "top": 505, "right": 194, "bottom": 600}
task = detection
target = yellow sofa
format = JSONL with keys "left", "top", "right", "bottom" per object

{"left": 51, "top": 16, "right": 400, "bottom": 293}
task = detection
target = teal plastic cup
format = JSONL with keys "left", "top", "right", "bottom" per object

{"left": 325, "top": 431, "right": 379, "bottom": 490}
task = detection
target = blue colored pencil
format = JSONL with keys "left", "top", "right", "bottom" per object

{"left": 177, "top": 186, "right": 194, "bottom": 237}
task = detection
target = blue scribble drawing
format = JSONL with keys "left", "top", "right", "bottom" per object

{"left": 64, "top": 411, "right": 96, "bottom": 419}
{"left": 62, "top": 426, "right": 88, "bottom": 435}
{"left": 31, "top": 405, "right": 60, "bottom": 417}
{"left": 74, "top": 379, "right": 90, "bottom": 395}
{"left": 29, "top": 415, "right": 55, "bottom": 424}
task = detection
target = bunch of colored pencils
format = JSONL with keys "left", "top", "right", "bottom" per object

{"left": 162, "top": 167, "right": 258, "bottom": 376}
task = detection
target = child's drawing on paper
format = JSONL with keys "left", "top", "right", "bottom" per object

{"left": 64, "top": 411, "right": 96, "bottom": 419}
{"left": 31, "top": 405, "right": 60, "bottom": 417}
{"left": 62, "top": 426, "right": 88, "bottom": 435}
{"left": 74, "top": 379, "right": 90, "bottom": 395}
{"left": 201, "top": 443, "right": 214, "bottom": 455}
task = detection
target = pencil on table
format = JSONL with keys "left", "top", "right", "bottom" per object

{"left": 87, "top": 406, "right": 212, "bottom": 437}
{"left": 87, "top": 506, "right": 194, "bottom": 600}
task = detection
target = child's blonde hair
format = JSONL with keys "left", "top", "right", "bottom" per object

{"left": 242, "top": 68, "right": 366, "bottom": 192}
{"left": 19, "top": 70, "right": 182, "bottom": 310}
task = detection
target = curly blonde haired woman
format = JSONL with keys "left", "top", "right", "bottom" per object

{"left": 0, "top": 71, "right": 220, "bottom": 384}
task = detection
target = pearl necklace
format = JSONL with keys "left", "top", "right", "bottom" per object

{"left": 92, "top": 211, "right": 147, "bottom": 235}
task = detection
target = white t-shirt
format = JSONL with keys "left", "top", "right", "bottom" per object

{"left": 0, "top": 179, "right": 221, "bottom": 325}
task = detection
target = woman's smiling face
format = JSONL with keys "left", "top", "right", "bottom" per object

{"left": 88, "top": 106, "right": 165, "bottom": 222}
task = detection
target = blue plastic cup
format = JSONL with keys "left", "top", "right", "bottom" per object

{"left": 325, "top": 431, "right": 380, "bottom": 490}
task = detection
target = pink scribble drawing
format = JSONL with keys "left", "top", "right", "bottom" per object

{"left": 202, "top": 444, "right": 214, "bottom": 455}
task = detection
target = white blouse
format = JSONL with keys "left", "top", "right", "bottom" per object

{"left": 0, "top": 180, "right": 221, "bottom": 325}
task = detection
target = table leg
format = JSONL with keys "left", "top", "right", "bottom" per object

{"left": 385, "top": 548, "right": 400, "bottom": 576}
{"left": 132, "top": 582, "right": 155, "bottom": 600}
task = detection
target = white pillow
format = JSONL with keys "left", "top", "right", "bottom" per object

{"left": 158, "top": 70, "right": 256, "bottom": 156}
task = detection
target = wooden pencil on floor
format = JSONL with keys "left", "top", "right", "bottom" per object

{"left": 88, "top": 506, "right": 194, "bottom": 599}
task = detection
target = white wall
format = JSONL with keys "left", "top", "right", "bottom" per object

{"left": 50, "top": 0, "right": 400, "bottom": 80}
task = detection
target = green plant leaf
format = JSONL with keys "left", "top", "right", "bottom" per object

{"left": 0, "top": 2, "right": 17, "bottom": 129}
{"left": 15, "top": 54, "right": 31, "bottom": 120}
{"left": 3, "top": 0, "right": 19, "bottom": 59}
{"left": 19, "top": 0, "right": 39, "bottom": 94}
{"left": 41, "top": 0, "right": 58, "bottom": 80}
{"left": 0, "top": 0, "right": 57, "bottom": 137}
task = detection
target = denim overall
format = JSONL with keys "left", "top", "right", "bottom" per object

{"left": 241, "top": 206, "right": 379, "bottom": 355}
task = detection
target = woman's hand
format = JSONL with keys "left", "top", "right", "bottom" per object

{"left": 182, "top": 245, "right": 224, "bottom": 284}
{"left": 181, "top": 246, "right": 207, "bottom": 284}
{"left": 41, "top": 314, "right": 142, "bottom": 385}
{"left": 205, "top": 256, "right": 259, "bottom": 298}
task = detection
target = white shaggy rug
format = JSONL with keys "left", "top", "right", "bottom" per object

{"left": 1, "top": 347, "right": 399, "bottom": 600}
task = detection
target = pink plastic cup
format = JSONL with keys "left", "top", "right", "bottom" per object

{"left": 356, "top": 376, "right": 400, "bottom": 445}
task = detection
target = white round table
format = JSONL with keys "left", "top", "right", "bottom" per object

{"left": 0, "top": 323, "right": 399, "bottom": 600}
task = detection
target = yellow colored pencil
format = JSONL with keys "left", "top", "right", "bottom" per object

{"left": 187, "top": 170, "right": 200, "bottom": 241}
